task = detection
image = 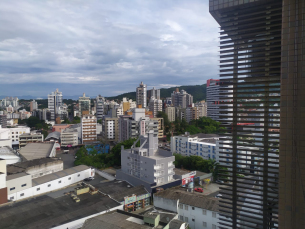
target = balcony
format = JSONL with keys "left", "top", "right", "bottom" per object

{"left": 154, "top": 173, "right": 162, "bottom": 177}
{"left": 154, "top": 165, "right": 163, "bottom": 170}
{"left": 168, "top": 163, "right": 175, "bottom": 168}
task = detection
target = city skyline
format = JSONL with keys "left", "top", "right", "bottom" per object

{"left": 0, "top": 0, "right": 219, "bottom": 97}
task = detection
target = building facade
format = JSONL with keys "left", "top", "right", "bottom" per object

{"left": 102, "top": 117, "right": 119, "bottom": 142}
{"left": 79, "top": 93, "right": 91, "bottom": 117}
{"left": 48, "top": 89, "right": 63, "bottom": 121}
{"left": 30, "top": 100, "right": 38, "bottom": 112}
{"left": 81, "top": 115, "right": 97, "bottom": 144}
{"left": 148, "top": 96, "right": 162, "bottom": 118}
{"left": 19, "top": 133, "right": 44, "bottom": 148}
{"left": 136, "top": 82, "right": 147, "bottom": 108}
{"left": 148, "top": 87, "right": 160, "bottom": 100}
{"left": 171, "top": 89, "right": 193, "bottom": 109}
{"left": 95, "top": 95, "right": 105, "bottom": 121}
{"left": 61, "top": 128, "right": 78, "bottom": 147}
{"left": 165, "top": 106, "right": 175, "bottom": 122}
{"left": 206, "top": 79, "right": 220, "bottom": 121}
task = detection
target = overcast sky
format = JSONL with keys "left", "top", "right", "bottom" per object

{"left": 0, "top": 0, "right": 219, "bottom": 98}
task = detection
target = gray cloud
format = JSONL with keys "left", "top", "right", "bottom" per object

{"left": 0, "top": 0, "right": 219, "bottom": 97}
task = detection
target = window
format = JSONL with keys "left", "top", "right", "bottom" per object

{"left": 179, "top": 204, "right": 183, "bottom": 209}
{"left": 58, "top": 180, "right": 61, "bottom": 183}
{"left": 20, "top": 193, "right": 24, "bottom": 197}
{"left": 21, "top": 184, "right": 26, "bottom": 187}
{"left": 202, "top": 209, "right": 207, "bottom": 215}
{"left": 68, "top": 177, "right": 71, "bottom": 180}
{"left": 192, "top": 207, "right": 195, "bottom": 210}
{"left": 192, "top": 218, "right": 195, "bottom": 222}
{"left": 10, "top": 187, "right": 15, "bottom": 191}
{"left": 203, "top": 222, "right": 207, "bottom": 227}
{"left": 78, "top": 174, "right": 80, "bottom": 177}
{"left": 48, "top": 184, "right": 51, "bottom": 187}
{"left": 185, "top": 217, "right": 188, "bottom": 222}
{"left": 185, "top": 205, "right": 188, "bottom": 210}
{"left": 212, "top": 225, "right": 216, "bottom": 229}
{"left": 37, "top": 188, "right": 40, "bottom": 191}
{"left": 10, "top": 197, "right": 14, "bottom": 200}
{"left": 179, "top": 215, "right": 184, "bottom": 221}
{"left": 212, "top": 212, "right": 217, "bottom": 218}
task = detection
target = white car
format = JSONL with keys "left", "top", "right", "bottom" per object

{"left": 215, "top": 194, "right": 222, "bottom": 198}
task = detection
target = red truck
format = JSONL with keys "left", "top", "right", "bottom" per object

{"left": 194, "top": 188, "right": 203, "bottom": 193}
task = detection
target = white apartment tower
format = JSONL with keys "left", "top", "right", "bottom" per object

{"left": 165, "top": 106, "right": 175, "bottom": 122}
{"left": 171, "top": 89, "right": 193, "bottom": 108}
{"left": 136, "top": 82, "right": 147, "bottom": 108}
{"left": 95, "top": 95, "right": 105, "bottom": 121}
{"left": 148, "top": 87, "right": 160, "bottom": 100}
{"left": 48, "top": 89, "right": 63, "bottom": 121}
{"left": 81, "top": 115, "right": 97, "bottom": 144}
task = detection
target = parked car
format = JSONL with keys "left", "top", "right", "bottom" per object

{"left": 194, "top": 187, "right": 204, "bottom": 193}
{"left": 84, "top": 177, "right": 94, "bottom": 182}
{"left": 215, "top": 180, "right": 224, "bottom": 184}
{"left": 215, "top": 194, "right": 222, "bottom": 198}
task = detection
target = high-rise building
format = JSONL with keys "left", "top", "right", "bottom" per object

{"left": 30, "top": 100, "right": 38, "bottom": 112}
{"left": 0, "top": 97, "right": 19, "bottom": 108}
{"left": 165, "top": 106, "right": 175, "bottom": 122}
{"left": 148, "top": 96, "right": 162, "bottom": 118}
{"left": 210, "top": 0, "right": 305, "bottom": 228}
{"left": 102, "top": 117, "right": 119, "bottom": 142}
{"left": 171, "top": 88, "right": 193, "bottom": 109}
{"left": 95, "top": 95, "right": 105, "bottom": 121}
{"left": 79, "top": 93, "right": 91, "bottom": 117}
{"left": 81, "top": 114, "right": 97, "bottom": 144}
{"left": 136, "top": 82, "right": 147, "bottom": 108}
{"left": 0, "top": 115, "right": 7, "bottom": 128}
{"left": 48, "top": 89, "right": 63, "bottom": 121}
{"left": 206, "top": 79, "right": 220, "bottom": 121}
{"left": 148, "top": 87, "right": 160, "bottom": 100}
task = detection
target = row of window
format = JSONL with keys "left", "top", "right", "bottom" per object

{"left": 179, "top": 215, "right": 217, "bottom": 228}
{"left": 179, "top": 203, "right": 217, "bottom": 217}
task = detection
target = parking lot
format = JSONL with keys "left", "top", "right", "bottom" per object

{"left": 56, "top": 148, "right": 78, "bottom": 169}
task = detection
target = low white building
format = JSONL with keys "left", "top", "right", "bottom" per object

{"left": 171, "top": 133, "right": 220, "bottom": 162}
{"left": 61, "top": 128, "right": 78, "bottom": 147}
{"left": 154, "top": 187, "right": 220, "bottom": 229}
{"left": 6, "top": 164, "right": 93, "bottom": 201}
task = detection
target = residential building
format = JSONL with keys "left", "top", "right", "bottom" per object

{"left": 117, "top": 131, "right": 175, "bottom": 191}
{"left": 206, "top": 79, "right": 220, "bottom": 121}
{"left": 61, "top": 128, "right": 78, "bottom": 147}
{"left": 9, "top": 126, "right": 31, "bottom": 147}
{"left": 136, "top": 82, "right": 147, "bottom": 108}
{"left": 52, "top": 124, "right": 72, "bottom": 133}
{"left": 185, "top": 107, "right": 198, "bottom": 123}
{"left": 6, "top": 105, "right": 14, "bottom": 113}
{"left": 102, "top": 117, "right": 118, "bottom": 142}
{"left": 95, "top": 95, "right": 105, "bottom": 121}
{"left": 208, "top": 0, "right": 305, "bottom": 228}
{"left": 0, "top": 115, "right": 7, "bottom": 128}
{"left": 19, "top": 109, "right": 31, "bottom": 120}
{"left": 151, "top": 118, "right": 164, "bottom": 139}
{"left": 195, "top": 101, "right": 207, "bottom": 117}
{"left": 148, "top": 87, "right": 160, "bottom": 100}
{"left": 164, "top": 97, "right": 172, "bottom": 106}
{"left": 1, "top": 97, "right": 19, "bottom": 108}
{"left": 148, "top": 96, "right": 162, "bottom": 117}
{"left": 154, "top": 186, "right": 219, "bottom": 229}
{"left": 176, "top": 107, "right": 186, "bottom": 121}
{"left": 30, "top": 100, "right": 38, "bottom": 112}
{"left": 19, "top": 133, "right": 44, "bottom": 148}
{"left": 48, "top": 89, "right": 63, "bottom": 121}
{"left": 171, "top": 133, "right": 220, "bottom": 161}
{"left": 122, "top": 97, "right": 136, "bottom": 113}
{"left": 0, "top": 159, "right": 7, "bottom": 205}
{"left": 79, "top": 93, "right": 91, "bottom": 117}
{"left": 171, "top": 88, "right": 193, "bottom": 108}
{"left": 81, "top": 115, "right": 97, "bottom": 144}
{"left": 165, "top": 106, "right": 175, "bottom": 122}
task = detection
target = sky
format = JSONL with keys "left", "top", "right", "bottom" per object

{"left": 0, "top": 0, "right": 219, "bottom": 98}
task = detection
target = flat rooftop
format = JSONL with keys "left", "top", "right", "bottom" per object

{"left": 6, "top": 172, "right": 30, "bottom": 181}
{"left": 95, "top": 180, "right": 149, "bottom": 203}
{"left": 0, "top": 192, "right": 120, "bottom": 229}
{"left": 7, "top": 158, "right": 62, "bottom": 175}
{"left": 154, "top": 186, "right": 219, "bottom": 212}
{"left": 173, "top": 168, "right": 192, "bottom": 176}
{"left": 32, "top": 165, "right": 90, "bottom": 186}
{"left": 19, "top": 143, "right": 55, "bottom": 161}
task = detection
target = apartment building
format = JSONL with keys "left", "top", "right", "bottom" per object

{"left": 148, "top": 87, "right": 160, "bottom": 100}
{"left": 48, "top": 89, "right": 63, "bottom": 121}
{"left": 136, "top": 82, "right": 147, "bottom": 108}
{"left": 148, "top": 96, "right": 162, "bottom": 118}
{"left": 81, "top": 115, "right": 97, "bottom": 144}
{"left": 171, "top": 89, "right": 193, "bottom": 108}
{"left": 117, "top": 131, "right": 175, "bottom": 189}
{"left": 79, "top": 93, "right": 91, "bottom": 117}
{"left": 61, "top": 128, "right": 78, "bottom": 147}
{"left": 19, "top": 133, "right": 44, "bottom": 149}
{"left": 171, "top": 133, "right": 219, "bottom": 162}
{"left": 95, "top": 95, "right": 105, "bottom": 121}
{"left": 165, "top": 106, "right": 175, "bottom": 122}
{"left": 30, "top": 100, "right": 38, "bottom": 112}
{"left": 102, "top": 117, "right": 119, "bottom": 142}
{"left": 206, "top": 79, "right": 220, "bottom": 121}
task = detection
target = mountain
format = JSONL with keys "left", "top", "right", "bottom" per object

{"left": 105, "top": 84, "right": 207, "bottom": 102}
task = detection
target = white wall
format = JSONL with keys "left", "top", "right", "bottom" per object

{"left": 7, "top": 168, "right": 92, "bottom": 202}
{"left": 0, "top": 173, "right": 6, "bottom": 189}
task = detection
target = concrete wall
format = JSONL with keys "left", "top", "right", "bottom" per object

{"left": 94, "top": 168, "right": 115, "bottom": 181}
{"left": 7, "top": 168, "right": 92, "bottom": 202}
{"left": 116, "top": 170, "right": 152, "bottom": 192}
{"left": 7, "top": 174, "right": 32, "bottom": 195}
{"left": 0, "top": 173, "right": 6, "bottom": 190}
{"left": 26, "top": 160, "right": 63, "bottom": 179}
{"left": 154, "top": 194, "right": 178, "bottom": 213}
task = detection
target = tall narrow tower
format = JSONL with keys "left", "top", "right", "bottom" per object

{"left": 136, "top": 82, "right": 147, "bottom": 108}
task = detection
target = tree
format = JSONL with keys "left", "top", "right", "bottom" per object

{"left": 62, "top": 118, "right": 71, "bottom": 124}
{"left": 26, "top": 116, "right": 41, "bottom": 128}
{"left": 72, "top": 116, "right": 80, "bottom": 124}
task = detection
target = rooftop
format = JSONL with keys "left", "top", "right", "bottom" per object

{"left": 178, "top": 133, "right": 219, "bottom": 139}
{"left": 19, "top": 142, "right": 55, "bottom": 161}
{"left": 45, "top": 131, "right": 60, "bottom": 140}
{"left": 154, "top": 186, "right": 219, "bottom": 212}
{"left": 173, "top": 168, "right": 192, "bottom": 176}
{"left": 7, "top": 172, "right": 30, "bottom": 181}
{"left": 7, "top": 158, "right": 62, "bottom": 175}
{"left": 95, "top": 180, "right": 149, "bottom": 203}
{"left": 32, "top": 165, "right": 90, "bottom": 186}
{"left": 0, "top": 192, "right": 119, "bottom": 229}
